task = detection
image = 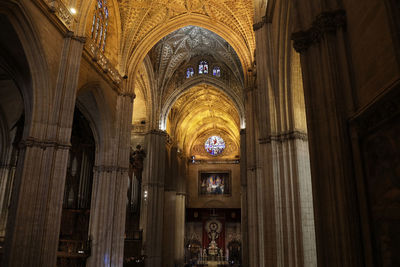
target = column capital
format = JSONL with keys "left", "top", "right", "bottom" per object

{"left": 258, "top": 130, "right": 308, "bottom": 144}
{"left": 292, "top": 9, "right": 346, "bottom": 53}
{"left": 118, "top": 92, "right": 136, "bottom": 102}
{"left": 93, "top": 165, "right": 129, "bottom": 173}
{"left": 149, "top": 129, "right": 167, "bottom": 136}
{"left": 18, "top": 137, "right": 71, "bottom": 150}
{"left": 253, "top": 16, "right": 267, "bottom": 31}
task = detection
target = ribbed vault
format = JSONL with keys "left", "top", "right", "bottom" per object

{"left": 167, "top": 84, "right": 240, "bottom": 159}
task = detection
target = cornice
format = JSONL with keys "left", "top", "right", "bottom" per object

{"left": 292, "top": 10, "right": 346, "bottom": 53}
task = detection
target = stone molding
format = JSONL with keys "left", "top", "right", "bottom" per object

{"left": 18, "top": 137, "right": 71, "bottom": 150}
{"left": 84, "top": 38, "right": 123, "bottom": 84}
{"left": 292, "top": 10, "right": 346, "bottom": 53}
{"left": 93, "top": 165, "right": 129, "bottom": 173}
{"left": 45, "top": 0, "right": 75, "bottom": 30}
{"left": 64, "top": 31, "right": 86, "bottom": 44}
{"left": 149, "top": 129, "right": 167, "bottom": 136}
{"left": 253, "top": 16, "right": 267, "bottom": 31}
{"left": 258, "top": 130, "right": 308, "bottom": 144}
{"left": 119, "top": 92, "right": 136, "bottom": 101}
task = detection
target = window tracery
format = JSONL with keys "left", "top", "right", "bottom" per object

{"left": 199, "top": 60, "right": 208, "bottom": 74}
{"left": 186, "top": 67, "right": 194, "bottom": 78}
{"left": 205, "top": 136, "right": 225, "bottom": 156}
{"left": 91, "top": 0, "right": 109, "bottom": 52}
{"left": 213, "top": 66, "right": 221, "bottom": 77}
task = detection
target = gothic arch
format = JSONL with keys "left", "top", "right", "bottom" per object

{"left": 160, "top": 77, "right": 245, "bottom": 131}
{"left": 0, "top": 1, "right": 51, "bottom": 139}
{"left": 77, "top": 0, "right": 122, "bottom": 66}
{"left": 77, "top": 82, "right": 115, "bottom": 166}
{"left": 125, "top": 13, "right": 253, "bottom": 91}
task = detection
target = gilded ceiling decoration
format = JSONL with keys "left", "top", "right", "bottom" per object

{"left": 167, "top": 84, "right": 240, "bottom": 158}
{"left": 149, "top": 26, "right": 244, "bottom": 95}
{"left": 118, "top": 0, "right": 255, "bottom": 76}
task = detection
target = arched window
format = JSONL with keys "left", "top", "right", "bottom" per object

{"left": 186, "top": 67, "right": 194, "bottom": 78}
{"left": 91, "top": 0, "right": 109, "bottom": 52}
{"left": 213, "top": 66, "right": 221, "bottom": 77}
{"left": 199, "top": 60, "right": 208, "bottom": 74}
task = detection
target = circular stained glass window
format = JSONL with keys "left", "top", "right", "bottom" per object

{"left": 205, "top": 136, "right": 225, "bottom": 156}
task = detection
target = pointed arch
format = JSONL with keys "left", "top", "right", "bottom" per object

{"left": 0, "top": 1, "right": 51, "bottom": 139}
{"left": 125, "top": 13, "right": 253, "bottom": 91}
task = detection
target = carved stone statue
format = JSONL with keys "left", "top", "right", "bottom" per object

{"left": 130, "top": 145, "right": 146, "bottom": 182}
{"left": 128, "top": 145, "right": 146, "bottom": 212}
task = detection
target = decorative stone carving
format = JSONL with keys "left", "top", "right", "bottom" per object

{"left": 130, "top": 145, "right": 146, "bottom": 182}
{"left": 292, "top": 10, "right": 346, "bottom": 53}
{"left": 258, "top": 130, "right": 308, "bottom": 144}
{"left": 84, "top": 38, "right": 122, "bottom": 84}
{"left": 18, "top": 137, "right": 71, "bottom": 150}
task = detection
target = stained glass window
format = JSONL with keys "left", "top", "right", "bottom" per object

{"left": 213, "top": 66, "right": 221, "bottom": 77}
{"left": 186, "top": 67, "right": 194, "bottom": 78}
{"left": 91, "top": 0, "right": 109, "bottom": 52}
{"left": 205, "top": 136, "right": 225, "bottom": 156}
{"left": 199, "top": 60, "right": 208, "bottom": 74}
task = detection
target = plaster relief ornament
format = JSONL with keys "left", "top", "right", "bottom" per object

{"left": 205, "top": 135, "right": 225, "bottom": 156}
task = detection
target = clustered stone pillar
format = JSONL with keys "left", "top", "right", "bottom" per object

{"left": 140, "top": 129, "right": 166, "bottom": 266}
{"left": 174, "top": 152, "right": 187, "bottom": 266}
{"left": 2, "top": 33, "right": 85, "bottom": 267}
{"left": 162, "top": 144, "right": 187, "bottom": 267}
{"left": 292, "top": 7, "right": 364, "bottom": 267}
{"left": 245, "top": 1, "right": 317, "bottom": 265}
{"left": 239, "top": 128, "right": 249, "bottom": 267}
{"left": 87, "top": 92, "right": 134, "bottom": 267}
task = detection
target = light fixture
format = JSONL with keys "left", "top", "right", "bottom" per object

{"left": 70, "top": 7, "right": 77, "bottom": 15}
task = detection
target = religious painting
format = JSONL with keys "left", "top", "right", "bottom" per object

{"left": 199, "top": 171, "right": 231, "bottom": 196}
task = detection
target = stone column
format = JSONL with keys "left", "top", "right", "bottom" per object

{"left": 0, "top": 133, "right": 17, "bottom": 237}
{"left": 162, "top": 144, "right": 176, "bottom": 267}
{"left": 248, "top": 1, "right": 317, "bottom": 265}
{"left": 292, "top": 9, "right": 364, "bottom": 267}
{"left": 2, "top": 33, "right": 84, "bottom": 267}
{"left": 141, "top": 129, "right": 166, "bottom": 267}
{"left": 239, "top": 128, "right": 249, "bottom": 266}
{"left": 87, "top": 93, "right": 133, "bottom": 267}
{"left": 174, "top": 153, "right": 186, "bottom": 267}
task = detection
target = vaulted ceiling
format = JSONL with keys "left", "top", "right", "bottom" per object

{"left": 167, "top": 84, "right": 240, "bottom": 158}
{"left": 117, "top": 0, "right": 255, "bottom": 72}
{"left": 149, "top": 26, "right": 244, "bottom": 92}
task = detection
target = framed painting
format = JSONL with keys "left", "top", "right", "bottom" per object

{"left": 198, "top": 171, "right": 231, "bottom": 196}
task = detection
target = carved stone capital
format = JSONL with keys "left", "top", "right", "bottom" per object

{"left": 149, "top": 129, "right": 167, "bottom": 136}
{"left": 19, "top": 137, "right": 71, "bottom": 150}
{"left": 119, "top": 92, "right": 136, "bottom": 101}
{"left": 253, "top": 16, "right": 267, "bottom": 31}
{"left": 258, "top": 130, "right": 308, "bottom": 144}
{"left": 292, "top": 10, "right": 346, "bottom": 53}
{"left": 94, "top": 165, "right": 129, "bottom": 173}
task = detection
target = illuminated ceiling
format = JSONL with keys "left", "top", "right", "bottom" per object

{"left": 149, "top": 25, "right": 244, "bottom": 93}
{"left": 117, "top": 0, "right": 255, "bottom": 76}
{"left": 167, "top": 84, "right": 240, "bottom": 159}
